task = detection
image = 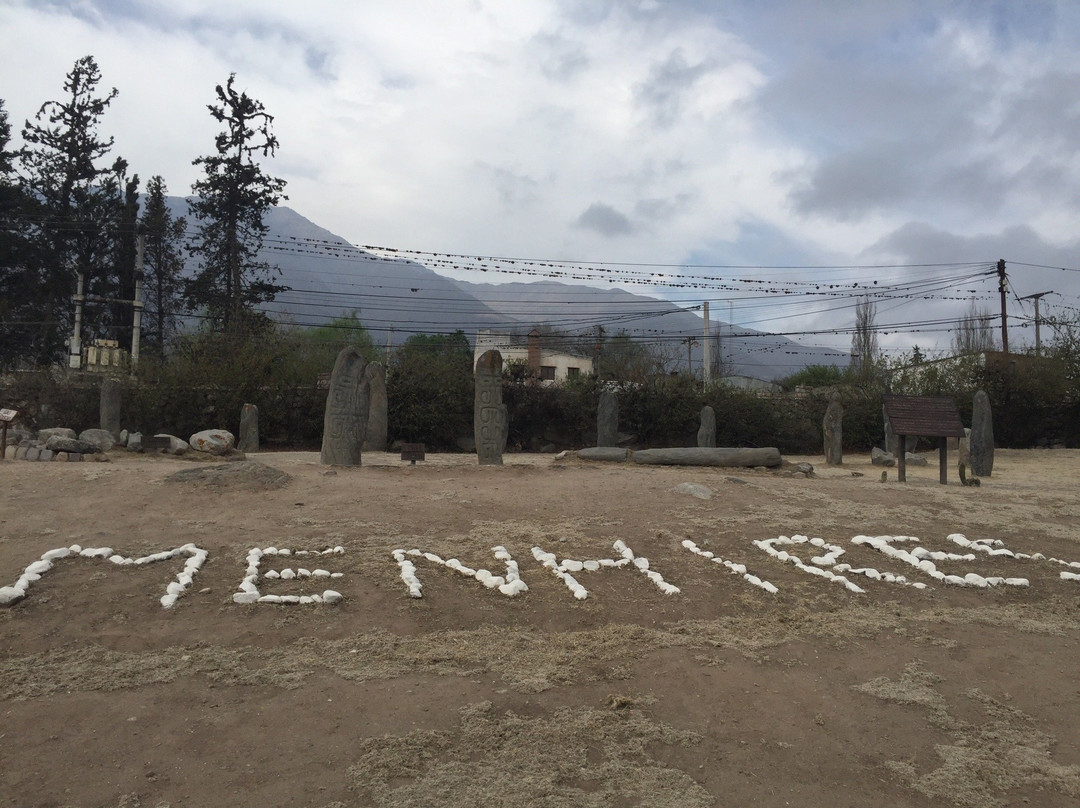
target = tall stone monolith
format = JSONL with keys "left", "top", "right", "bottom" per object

{"left": 823, "top": 393, "right": 843, "bottom": 465}
{"left": 597, "top": 390, "right": 618, "bottom": 447}
{"left": 969, "top": 390, "right": 994, "bottom": 476}
{"left": 474, "top": 350, "right": 507, "bottom": 465}
{"left": 320, "top": 347, "right": 370, "bottom": 466}
{"left": 238, "top": 403, "right": 259, "bottom": 452}
{"left": 100, "top": 378, "right": 121, "bottom": 440}
{"left": 363, "top": 361, "right": 388, "bottom": 452}
{"left": 884, "top": 404, "right": 918, "bottom": 457}
{"left": 697, "top": 405, "right": 716, "bottom": 448}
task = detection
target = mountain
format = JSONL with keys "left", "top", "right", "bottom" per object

{"left": 170, "top": 200, "right": 845, "bottom": 380}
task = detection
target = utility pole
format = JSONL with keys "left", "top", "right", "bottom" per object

{"left": 131, "top": 228, "right": 145, "bottom": 373}
{"left": 682, "top": 335, "right": 698, "bottom": 375}
{"left": 997, "top": 259, "right": 1009, "bottom": 353}
{"left": 595, "top": 325, "right": 604, "bottom": 378}
{"left": 1019, "top": 291, "right": 1053, "bottom": 356}
{"left": 702, "top": 302, "right": 711, "bottom": 385}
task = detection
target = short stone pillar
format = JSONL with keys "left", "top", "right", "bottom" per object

{"left": 823, "top": 393, "right": 843, "bottom": 465}
{"left": 320, "top": 347, "right": 370, "bottom": 466}
{"left": 363, "top": 361, "right": 388, "bottom": 452}
{"left": 474, "top": 350, "right": 507, "bottom": 465}
{"left": 100, "top": 378, "right": 121, "bottom": 439}
{"left": 597, "top": 390, "right": 618, "bottom": 447}
{"left": 238, "top": 403, "right": 259, "bottom": 452}
{"left": 969, "top": 390, "right": 994, "bottom": 476}
{"left": 697, "top": 405, "right": 716, "bottom": 448}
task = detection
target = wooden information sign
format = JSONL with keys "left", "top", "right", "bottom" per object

{"left": 881, "top": 395, "right": 966, "bottom": 484}
{"left": 400, "top": 443, "right": 426, "bottom": 464}
{"left": 0, "top": 408, "right": 16, "bottom": 462}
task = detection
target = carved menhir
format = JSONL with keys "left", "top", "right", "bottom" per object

{"left": 697, "top": 405, "right": 716, "bottom": 448}
{"left": 363, "top": 361, "right": 388, "bottom": 452}
{"left": 238, "top": 403, "right": 259, "bottom": 452}
{"left": 320, "top": 347, "right": 370, "bottom": 466}
{"left": 100, "top": 378, "right": 121, "bottom": 439}
{"left": 883, "top": 404, "right": 917, "bottom": 457}
{"left": 474, "top": 350, "right": 507, "bottom": 465}
{"left": 969, "top": 390, "right": 994, "bottom": 477}
{"left": 823, "top": 393, "right": 843, "bottom": 465}
{"left": 597, "top": 390, "right": 618, "bottom": 447}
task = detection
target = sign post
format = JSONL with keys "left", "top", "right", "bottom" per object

{"left": 0, "top": 408, "right": 17, "bottom": 461}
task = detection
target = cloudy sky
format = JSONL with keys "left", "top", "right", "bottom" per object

{"left": 4, "top": 0, "right": 1080, "bottom": 355}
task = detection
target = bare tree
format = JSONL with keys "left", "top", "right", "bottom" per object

{"left": 951, "top": 302, "right": 997, "bottom": 355}
{"left": 850, "top": 297, "right": 879, "bottom": 376}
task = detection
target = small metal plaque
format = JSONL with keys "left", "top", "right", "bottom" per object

{"left": 0, "top": 409, "right": 17, "bottom": 422}
{"left": 400, "top": 443, "right": 426, "bottom": 462}
{"left": 882, "top": 395, "right": 965, "bottom": 438}
{"left": 142, "top": 435, "right": 173, "bottom": 450}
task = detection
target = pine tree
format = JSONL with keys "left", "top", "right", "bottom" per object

{"left": 19, "top": 55, "right": 125, "bottom": 365}
{"left": 187, "top": 74, "right": 287, "bottom": 336}
{"left": 140, "top": 175, "right": 187, "bottom": 355}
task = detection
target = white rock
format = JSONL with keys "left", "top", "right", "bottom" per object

{"left": 297, "top": 568, "right": 311, "bottom": 577}
{"left": 299, "top": 596, "right": 314, "bottom": 604}
{"left": 1004, "top": 577, "right": 1029, "bottom": 587}
{"left": 25, "top": 560, "right": 52, "bottom": 576}
{"left": 41, "top": 547, "right": 71, "bottom": 561}
{"left": 312, "top": 569, "right": 331, "bottom": 577}
{"left": 280, "top": 569, "right": 296, "bottom": 580}
{"left": 232, "top": 592, "right": 259, "bottom": 604}
{"left": 583, "top": 560, "right": 600, "bottom": 572}
{"left": 258, "top": 595, "right": 282, "bottom": 603}
{"left": 330, "top": 572, "right": 343, "bottom": 579}
{"left": 160, "top": 593, "right": 179, "bottom": 608}
{"left": 278, "top": 595, "right": 301, "bottom": 604}
{"left": 0, "top": 586, "right": 26, "bottom": 605}
{"left": 322, "top": 590, "right": 343, "bottom": 604}
{"left": 239, "top": 580, "right": 259, "bottom": 594}
{"left": 264, "top": 570, "right": 280, "bottom": 579}
{"left": 561, "top": 559, "right": 584, "bottom": 572}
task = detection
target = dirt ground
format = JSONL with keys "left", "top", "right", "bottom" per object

{"left": 1, "top": 447, "right": 1079, "bottom": 808}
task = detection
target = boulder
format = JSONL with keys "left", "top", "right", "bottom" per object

{"left": 189, "top": 429, "right": 235, "bottom": 455}
{"left": 155, "top": 434, "right": 190, "bottom": 455}
{"left": 871, "top": 447, "right": 895, "bottom": 467}
{"left": 45, "top": 435, "right": 100, "bottom": 454}
{"left": 126, "top": 432, "right": 143, "bottom": 452}
{"left": 970, "top": 390, "right": 994, "bottom": 476}
{"left": 38, "top": 427, "right": 76, "bottom": 443}
{"left": 904, "top": 452, "right": 929, "bottom": 467}
{"left": 78, "top": 428, "right": 116, "bottom": 452}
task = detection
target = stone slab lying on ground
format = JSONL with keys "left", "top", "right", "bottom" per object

{"left": 577, "top": 447, "right": 629, "bottom": 462}
{"left": 164, "top": 461, "right": 291, "bottom": 491}
{"left": 631, "top": 447, "right": 782, "bottom": 467}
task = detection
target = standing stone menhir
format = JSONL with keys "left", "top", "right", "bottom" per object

{"left": 320, "top": 347, "right": 370, "bottom": 466}
{"left": 363, "top": 361, "right": 388, "bottom": 452}
{"left": 697, "top": 405, "right": 716, "bottom": 448}
{"left": 597, "top": 390, "right": 618, "bottom": 448}
{"left": 969, "top": 390, "right": 994, "bottom": 477}
{"left": 474, "top": 349, "right": 507, "bottom": 465}
{"left": 823, "top": 393, "right": 843, "bottom": 465}
{"left": 100, "top": 378, "right": 121, "bottom": 439}
{"left": 238, "top": 403, "right": 259, "bottom": 452}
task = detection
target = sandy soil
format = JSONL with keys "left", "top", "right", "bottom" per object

{"left": 1, "top": 447, "right": 1079, "bottom": 808}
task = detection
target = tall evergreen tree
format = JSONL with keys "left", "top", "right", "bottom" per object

{"left": 0, "top": 98, "right": 42, "bottom": 369}
{"left": 19, "top": 55, "right": 126, "bottom": 365}
{"left": 140, "top": 175, "right": 187, "bottom": 355}
{"left": 187, "top": 74, "right": 287, "bottom": 336}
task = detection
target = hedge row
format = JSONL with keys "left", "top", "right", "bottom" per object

{"left": 3, "top": 355, "right": 1076, "bottom": 453}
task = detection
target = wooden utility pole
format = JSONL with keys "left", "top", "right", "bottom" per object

{"left": 682, "top": 335, "right": 698, "bottom": 374}
{"left": 997, "top": 259, "right": 1009, "bottom": 353}
{"left": 1019, "top": 291, "right": 1053, "bottom": 356}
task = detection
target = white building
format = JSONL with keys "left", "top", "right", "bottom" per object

{"left": 474, "top": 329, "right": 594, "bottom": 383}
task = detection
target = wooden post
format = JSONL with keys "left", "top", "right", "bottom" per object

{"left": 938, "top": 437, "right": 948, "bottom": 485}
{"left": 897, "top": 434, "right": 907, "bottom": 482}
{"left": 0, "top": 421, "right": 7, "bottom": 461}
